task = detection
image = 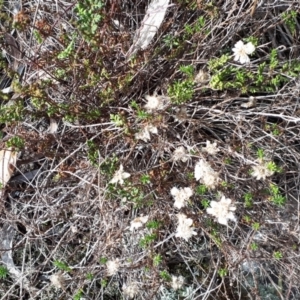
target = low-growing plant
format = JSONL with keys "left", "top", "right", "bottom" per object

{"left": 0, "top": 265, "right": 8, "bottom": 279}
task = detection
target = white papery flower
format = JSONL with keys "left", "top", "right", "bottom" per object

{"left": 207, "top": 196, "right": 236, "bottom": 225}
{"left": 123, "top": 282, "right": 139, "bottom": 298}
{"left": 130, "top": 215, "right": 149, "bottom": 231}
{"left": 203, "top": 140, "right": 219, "bottom": 155}
{"left": 172, "top": 146, "right": 189, "bottom": 162}
{"left": 106, "top": 259, "right": 120, "bottom": 276}
{"left": 144, "top": 94, "right": 167, "bottom": 112}
{"left": 135, "top": 124, "right": 158, "bottom": 142}
{"left": 50, "top": 272, "right": 65, "bottom": 289}
{"left": 171, "top": 187, "right": 193, "bottom": 209}
{"left": 171, "top": 275, "right": 185, "bottom": 290}
{"left": 251, "top": 160, "right": 274, "bottom": 180}
{"left": 194, "top": 159, "right": 219, "bottom": 189}
{"left": 110, "top": 164, "right": 130, "bottom": 185}
{"left": 175, "top": 213, "right": 197, "bottom": 241}
{"left": 232, "top": 40, "right": 255, "bottom": 64}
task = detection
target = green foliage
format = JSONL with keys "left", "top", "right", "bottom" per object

{"left": 184, "top": 16, "right": 206, "bottom": 36}
{"left": 153, "top": 254, "right": 162, "bottom": 267}
{"left": 146, "top": 220, "right": 160, "bottom": 230}
{"left": 0, "top": 265, "right": 8, "bottom": 279}
{"left": 87, "top": 140, "right": 100, "bottom": 167}
{"left": 73, "top": 289, "right": 84, "bottom": 300}
{"left": 53, "top": 260, "right": 72, "bottom": 272}
{"left": 159, "top": 270, "right": 171, "bottom": 281}
{"left": 196, "top": 184, "right": 208, "bottom": 195}
{"left": 256, "top": 148, "right": 265, "bottom": 159}
{"left": 57, "top": 35, "right": 76, "bottom": 59}
{"left": 0, "top": 102, "right": 24, "bottom": 124}
{"left": 163, "top": 34, "right": 180, "bottom": 49}
{"left": 201, "top": 199, "right": 210, "bottom": 209}
{"left": 168, "top": 80, "right": 194, "bottom": 104}
{"left": 268, "top": 183, "right": 286, "bottom": 206}
{"left": 140, "top": 174, "right": 151, "bottom": 184}
{"left": 243, "top": 192, "right": 253, "bottom": 208}
{"left": 100, "top": 156, "right": 118, "bottom": 177}
{"left": 179, "top": 65, "right": 194, "bottom": 79}
{"left": 6, "top": 136, "right": 24, "bottom": 150}
{"left": 110, "top": 113, "right": 125, "bottom": 127}
{"left": 208, "top": 54, "right": 230, "bottom": 70}
{"left": 99, "top": 257, "right": 108, "bottom": 264}
{"left": 281, "top": 10, "right": 298, "bottom": 36}
{"left": 130, "top": 101, "right": 151, "bottom": 120}
{"left": 74, "top": 0, "right": 104, "bottom": 41}
{"left": 269, "top": 49, "right": 278, "bottom": 69}
{"left": 273, "top": 251, "right": 283, "bottom": 260}
{"left": 208, "top": 48, "right": 298, "bottom": 93}
{"left": 250, "top": 242, "right": 258, "bottom": 251}
{"left": 139, "top": 233, "right": 157, "bottom": 248}
{"left": 252, "top": 222, "right": 260, "bottom": 231}
{"left": 86, "top": 272, "right": 93, "bottom": 280}
{"left": 218, "top": 268, "right": 228, "bottom": 277}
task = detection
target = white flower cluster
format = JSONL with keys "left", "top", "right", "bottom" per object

{"left": 135, "top": 124, "right": 158, "bottom": 142}
{"left": 175, "top": 213, "right": 197, "bottom": 241}
{"left": 110, "top": 164, "right": 130, "bottom": 185}
{"left": 194, "top": 159, "right": 219, "bottom": 189}
{"left": 106, "top": 259, "right": 120, "bottom": 276}
{"left": 171, "top": 187, "right": 193, "bottom": 209}
{"left": 202, "top": 140, "right": 219, "bottom": 155}
{"left": 50, "top": 272, "right": 66, "bottom": 289}
{"left": 207, "top": 195, "right": 236, "bottom": 225}
{"left": 129, "top": 215, "right": 149, "bottom": 231}
{"left": 122, "top": 282, "right": 139, "bottom": 298}
{"left": 144, "top": 94, "right": 169, "bottom": 112}
{"left": 171, "top": 275, "right": 185, "bottom": 290}
{"left": 251, "top": 160, "right": 274, "bottom": 180}
{"left": 172, "top": 146, "right": 190, "bottom": 162}
{"left": 232, "top": 40, "right": 255, "bottom": 64}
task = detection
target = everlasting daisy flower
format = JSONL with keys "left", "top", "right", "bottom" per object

{"left": 110, "top": 165, "right": 130, "bottom": 185}
{"left": 232, "top": 40, "right": 255, "bottom": 64}
{"left": 106, "top": 259, "right": 120, "bottom": 276}
{"left": 202, "top": 140, "right": 219, "bottom": 155}
{"left": 144, "top": 94, "right": 169, "bottom": 112}
{"left": 194, "top": 159, "right": 220, "bottom": 189}
{"left": 171, "top": 187, "right": 193, "bottom": 209}
{"left": 50, "top": 272, "right": 65, "bottom": 289}
{"left": 171, "top": 275, "right": 185, "bottom": 290}
{"left": 172, "top": 146, "right": 189, "bottom": 162}
{"left": 135, "top": 124, "right": 158, "bottom": 142}
{"left": 207, "top": 196, "right": 236, "bottom": 225}
{"left": 123, "top": 282, "right": 139, "bottom": 298}
{"left": 175, "top": 213, "right": 197, "bottom": 241}
{"left": 129, "top": 215, "right": 149, "bottom": 231}
{"left": 251, "top": 160, "right": 274, "bottom": 180}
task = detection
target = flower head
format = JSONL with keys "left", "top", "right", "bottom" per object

{"left": 207, "top": 196, "right": 236, "bottom": 225}
{"left": 50, "top": 272, "right": 65, "bottom": 289}
{"left": 123, "top": 282, "right": 139, "bottom": 298}
{"left": 171, "top": 275, "right": 185, "bottom": 290}
{"left": 194, "top": 159, "right": 220, "bottom": 189}
{"left": 171, "top": 187, "right": 193, "bottom": 209}
{"left": 129, "top": 215, "right": 149, "bottom": 231}
{"left": 172, "top": 146, "right": 190, "bottom": 162}
{"left": 106, "top": 259, "right": 120, "bottom": 276}
{"left": 232, "top": 40, "right": 255, "bottom": 64}
{"left": 175, "top": 213, "right": 197, "bottom": 241}
{"left": 251, "top": 160, "right": 274, "bottom": 180}
{"left": 135, "top": 124, "right": 158, "bottom": 142}
{"left": 144, "top": 95, "right": 169, "bottom": 112}
{"left": 110, "top": 164, "right": 130, "bottom": 185}
{"left": 203, "top": 140, "right": 219, "bottom": 155}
